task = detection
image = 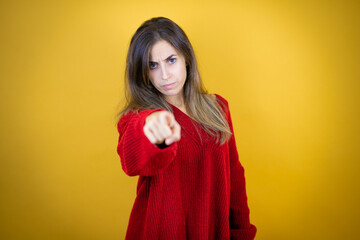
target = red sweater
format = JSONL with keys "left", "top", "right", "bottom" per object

{"left": 116, "top": 94, "right": 257, "bottom": 240}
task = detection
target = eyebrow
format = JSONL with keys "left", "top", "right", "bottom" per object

{"left": 149, "top": 54, "right": 177, "bottom": 63}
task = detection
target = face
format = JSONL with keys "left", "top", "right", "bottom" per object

{"left": 148, "top": 40, "right": 187, "bottom": 104}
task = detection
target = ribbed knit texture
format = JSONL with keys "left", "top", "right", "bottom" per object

{"left": 116, "top": 94, "right": 257, "bottom": 240}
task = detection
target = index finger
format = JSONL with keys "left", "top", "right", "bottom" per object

{"left": 169, "top": 121, "right": 181, "bottom": 141}
{"left": 158, "top": 112, "right": 173, "bottom": 135}
{"left": 160, "top": 111, "right": 175, "bottom": 128}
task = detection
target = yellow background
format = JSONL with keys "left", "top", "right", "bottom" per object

{"left": 1, "top": 0, "right": 359, "bottom": 239}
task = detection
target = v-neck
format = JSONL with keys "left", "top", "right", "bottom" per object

{"left": 168, "top": 103, "right": 190, "bottom": 119}
{"left": 167, "top": 94, "right": 219, "bottom": 120}
{"left": 168, "top": 102, "right": 215, "bottom": 146}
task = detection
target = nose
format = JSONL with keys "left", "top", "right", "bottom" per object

{"left": 161, "top": 65, "right": 170, "bottom": 80}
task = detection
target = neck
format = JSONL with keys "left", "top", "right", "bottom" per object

{"left": 165, "top": 94, "right": 184, "bottom": 107}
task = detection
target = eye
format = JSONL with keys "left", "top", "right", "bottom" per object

{"left": 149, "top": 62, "right": 157, "bottom": 70}
{"left": 169, "top": 58, "right": 176, "bottom": 64}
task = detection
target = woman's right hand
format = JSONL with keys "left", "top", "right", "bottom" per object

{"left": 144, "top": 110, "right": 181, "bottom": 146}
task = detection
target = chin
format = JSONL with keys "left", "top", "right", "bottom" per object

{"left": 160, "top": 88, "right": 178, "bottom": 95}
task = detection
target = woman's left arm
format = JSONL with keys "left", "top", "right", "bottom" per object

{"left": 222, "top": 97, "right": 257, "bottom": 240}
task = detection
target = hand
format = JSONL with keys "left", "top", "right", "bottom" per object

{"left": 143, "top": 110, "right": 181, "bottom": 146}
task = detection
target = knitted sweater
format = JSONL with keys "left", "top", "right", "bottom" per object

{"left": 116, "top": 94, "right": 257, "bottom": 240}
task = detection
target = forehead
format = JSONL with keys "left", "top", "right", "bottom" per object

{"left": 149, "top": 40, "right": 179, "bottom": 59}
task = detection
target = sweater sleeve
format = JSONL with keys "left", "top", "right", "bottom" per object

{"left": 116, "top": 108, "right": 178, "bottom": 177}
{"left": 215, "top": 94, "right": 257, "bottom": 240}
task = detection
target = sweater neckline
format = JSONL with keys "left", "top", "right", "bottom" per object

{"left": 167, "top": 94, "right": 220, "bottom": 118}
{"left": 168, "top": 103, "right": 190, "bottom": 119}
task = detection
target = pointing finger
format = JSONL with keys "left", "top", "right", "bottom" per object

{"left": 165, "top": 122, "right": 181, "bottom": 145}
{"left": 159, "top": 113, "right": 172, "bottom": 136}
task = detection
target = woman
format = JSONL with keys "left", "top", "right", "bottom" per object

{"left": 116, "top": 16, "right": 257, "bottom": 240}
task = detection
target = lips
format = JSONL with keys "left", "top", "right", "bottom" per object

{"left": 162, "top": 82, "right": 176, "bottom": 89}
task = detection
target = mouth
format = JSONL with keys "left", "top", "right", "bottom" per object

{"left": 162, "top": 82, "right": 176, "bottom": 89}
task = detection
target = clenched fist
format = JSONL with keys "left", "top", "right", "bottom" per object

{"left": 143, "top": 110, "right": 181, "bottom": 146}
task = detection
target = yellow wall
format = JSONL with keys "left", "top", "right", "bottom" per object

{"left": 1, "top": 0, "right": 359, "bottom": 239}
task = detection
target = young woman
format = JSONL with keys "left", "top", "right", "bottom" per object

{"left": 116, "top": 16, "right": 257, "bottom": 240}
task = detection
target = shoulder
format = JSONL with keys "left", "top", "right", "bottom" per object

{"left": 117, "top": 108, "right": 164, "bottom": 132}
{"left": 209, "top": 93, "right": 230, "bottom": 118}
{"left": 210, "top": 93, "right": 229, "bottom": 110}
{"left": 211, "top": 93, "right": 229, "bottom": 105}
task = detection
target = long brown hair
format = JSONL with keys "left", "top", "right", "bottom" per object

{"left": 115, "top": 17, "right": 232, "bottom": 145}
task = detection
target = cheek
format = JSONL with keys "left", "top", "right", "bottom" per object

{"left": 180, "top": 65, "right": 187, "bottom": 80}
{"left": 151, "top": 74, "right": 163, "bottom": 88}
